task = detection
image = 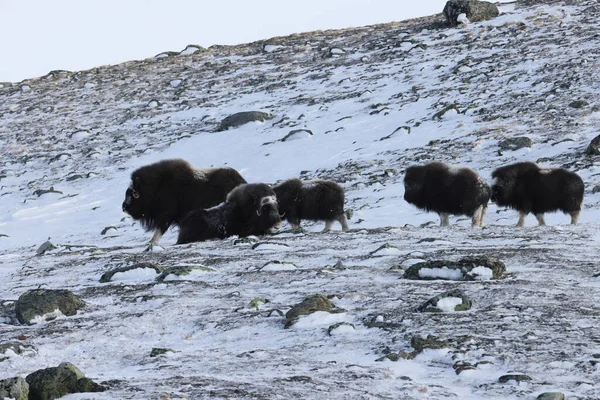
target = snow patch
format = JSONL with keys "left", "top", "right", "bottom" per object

{"left": 111, "top": 267, "right": 160, "bottom": 282}
{"left": 470, "top": 266, "right": 494, "bottom": 280}
{"left": 419, "top": 267, "right": 463, "bottom": 280}
{"left": 436, "top": 297, "right": 464, "bottom": 312}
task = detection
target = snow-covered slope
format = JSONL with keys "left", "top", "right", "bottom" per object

{"left": 1, "top": 1, "right": 600, "bottom": 399}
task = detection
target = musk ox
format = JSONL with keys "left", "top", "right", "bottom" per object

{"left": 176, "top": 183, "right": 281, "bottom": 244}
{"left": 122, "top": 158, "right": 246, "bottom": 250}
{"left": 491, "top": 161, "right": 584, "bottom": 227}
{"left": 272, "top": 178, "right": 350, "bottom": 232}
{"left": 403, "top": 162, "right": 491, "bottom": 227}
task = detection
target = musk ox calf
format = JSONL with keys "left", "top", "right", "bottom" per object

{"left": 176, "top": 183, "right": 281, "bottom": 244}
{"left": 491, "top": 161, "right": 584, "bottom": 227}
{"left": 122, "top": 158, "right": 246, "bottom": 250}
{"left": 272, "top": 178, "right": 350, "bottom": 232}
{"left": 403, "top": 162, "right": 491, "bottom": 227}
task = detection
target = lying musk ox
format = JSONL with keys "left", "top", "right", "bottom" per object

{"left": 491, "top": 161, "right": 584, "bottom": 227}
{"left": 403, "top": 162, "right": 490, "bottom": 227}
{"left": 122, "top": 158, "right": 246, "bottom": 249}
{"left": 176, "top": 183, "right": 281, "bottom": 244}
{"left": 272, "top": 178, "right": 350, "bottom": 232}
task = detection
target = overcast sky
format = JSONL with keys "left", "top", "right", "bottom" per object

{"left": 1, "top": 1, "right": 458, "bottom": 82}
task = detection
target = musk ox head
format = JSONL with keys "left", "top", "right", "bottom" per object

{"left": 122, "top": 176, "right": 143, "bottom": 218}
{"left": 227, "top": 183, "right": 282, "bottom": 229}
{"left": 490, "top": 162, "right": 538, "bottom": 206}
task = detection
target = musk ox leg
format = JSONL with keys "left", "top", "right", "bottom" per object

{"left": 479, "top": 205, "right": 488, "bottom": 227}
{"left": 439, "top": 213, "right": 450, "bottom": 227}
{"left": 143, "top": 228, "right": 164, "bottom": 252}
{"left": 471, "top": 205, "right": 485, "bottom": 228}
{"left": 535, "top": 213, "right": 546, "bottom": 226}
{"left": 569, "top": 209, "right": 581, "bottom": 225}
{"left": 338, "top": 214, "right": 350, "bottom": 232}
{"left": 323, "top": 220, "right": 334, "bottom": 232}
{"left": 516, "top": 211, "right": 528, "bottom": 228}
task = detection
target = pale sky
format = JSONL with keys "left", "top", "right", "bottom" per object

{"left": 1, "top": 1, "right": 454, "bottom": 82}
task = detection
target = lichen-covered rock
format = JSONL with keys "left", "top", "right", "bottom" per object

{"left": 498, "top": 136, "right": 533, "bottom": 151}
{"left": 536, "top": 392, "right": 565, "bottom": 400}
{"left": 569, "top": 99, "right": 588, "bottom": 108}
{"left": 155, "top": 265, "right": 214, "bottom": 282}
{"left": 26, "top": 362, "right": 105, "bottom": 400}
{"left": 0, "top": 376, "right": 28, "bottom": 400}
{"left": 218, "top": 111, "right": 273, "bottom": 131}
{"left": 404, "top": 256, "right": 505, "bottom": 281}
{"left": 586, "top": 134, "right": 600, "bottom": 155}
{"left": 443, "top": 0, "right": 499, "bottom": 26}
{"left": 417, "top": 289, "right": 472, "bottom": 312}
{"left": 0, "top": 342, "right": 37, "bottom": 361}
{"left": 285, "top": 294, "right": 343, "bottom": 328}
{"left": 498, "top": 374, "right": 532, "bottom": 383}
{"left": 100, "top": 262, "right": 163, "bottom": 283}
{"left": 150, "top": 348, "right": 174, "bottom": 357}
{"left": 15, "top": 289, "right": 85, "bottom": 325}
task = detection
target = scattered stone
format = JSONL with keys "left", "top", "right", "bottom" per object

{"left": 100, "top": 226, "right": 117, "bottom": 235}
{"left": 33, "top": 187, "right": 63, "bottom": 197}
{"left": 100, "top": 262, "right": 163, "bottom": 283}
{"left": 0, "top": 342, "right": 37, "bottom": 361}
{"left": 369, "top": 243, "right": 402, "bottom": 256}
{"left": 155, "top": 265, "right": 214, "bottom": 283}
{"left": 180, "top": 45, "right": 205, "bottom": 55}
{"left": 453, "top": 361, "right": 476, "bottom": 374}
{"left": 35, "top": 240, "right": 56, "bottom": 256}
{"left": 569, "top": 99, "right": 588, "bottom": 108}
{"left": 15, "top": 289, "right": 85, "bottom": 325}
{"left": 218, "top": 111, "right": 273, "bottom": 131}
{"left": 248, "top": 298, "right": 270, "bottom": 310}
{"left": 536, "top": 393, "right": 565, "bottom": 400}
{"left": 443, "top": 0, "right": 499, "bottom": 26}
{"left": 498, "top": 374, "right": 532, "bottom": 383}
{"left": 411, "top": 335, "right": 450, "bottom": 353}
{"left": 0, "top": 376, "right": 28, "bottom": 400}
{"left": 592, "top": 185, "right": 600, "bottom": 194}
{"left": 327, "top": 322, "right": 355, "bottom": 336}
{"left": 285, "top": 294, "right": 344, "bottom": 328}
{"left": 404, "top": 256, "right": 505, "bottom": 281}
{"left": 586, "top": 134, "right": 600, "bottom": 155}
{"left": 498, "top": 136, "right": 532, "bottom": 151}
{"left": 417, "top": 289, "right": 472, "bottom": 312}
{"left": 150, "top": 348, "right": 174, "bottom": 357}
{"left": 26, "top": 362, "right": 105, "bottom": 400}
{"left": 259, "top": 260, "right": 297, "bottom": 272}
{"left": 280, "top": 129, "right": 313, "bottom": 142}
{"left": 376, "top": 351, "right": 414, "bottom": 362}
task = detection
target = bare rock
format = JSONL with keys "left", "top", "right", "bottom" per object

{"left": 26, "top": 362, "right": 105, "bottom": 400}
{"left": 0, "top": 376, "right": 28, "bottom": 400}
{"left": 218, "top": 111, "right": 273, "bottom": 131}
{"left": 443, "top": 0, "right": 499, "bottom": 26}
{"left": 15, "top": 289, "right": 85, "bottom": 325}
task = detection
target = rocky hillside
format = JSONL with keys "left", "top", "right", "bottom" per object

{"left": 1, "top": 1, "right": 600, "bottom": 399}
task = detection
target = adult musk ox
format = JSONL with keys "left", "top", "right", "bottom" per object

{"left": 176, "top": 183, "right": 281, "bottom": 244}
{"left": 403, "top": 162, "right": 490, "bottom": 227}
{"left": 491, "top": 161, "right": 584, "bottom": 227}
{"left": 122, "top": 158, "right": 246, "bottom": 250}
{"left": 272, "top": 178, "right": 350, "bottom": 232}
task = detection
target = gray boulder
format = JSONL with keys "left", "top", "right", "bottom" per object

{"left": 404, "top": 256, "right": 505, "bottom": 281}
{"left": 417, "top": 289, "right": 472, "bottom": 312}
{"left": 285, "top": 294, "right": 344, "bottom": 328}
{"left": 443, "top": 0, "right": 499, "bottom": 26}
{"left": 498, "top": 136, "right": 533, "bottom": 152}
{"left": 586, "top": 134, "right": 600, "bottom": 155}
{"left": 218, "top": 111, "right": 273, "bottom": 131}
{"left": 26, "top": 362, "right": 105, "bottom": 400}
{"left": 0, "top": 376, "right": 28, "bottom": 400}
{"left": 15, "top": 289, "right": 85, "bottom": 325}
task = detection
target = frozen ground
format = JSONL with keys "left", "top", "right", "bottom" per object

{"left": 1, "top": 1, "right": 600, "bottom": 399}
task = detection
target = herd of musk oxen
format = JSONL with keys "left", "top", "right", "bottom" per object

{"left": 122, "top": 158, "right": 585, "bottom": 250}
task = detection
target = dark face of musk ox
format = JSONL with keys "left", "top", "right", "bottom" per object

{"left": 256, "top": 195, "right": 281, "bottom": 227}
{"left": 122, "top": 177, "right": 142, "bottom": 218}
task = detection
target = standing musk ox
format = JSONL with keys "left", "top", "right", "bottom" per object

{"left": 272, "top": 178, "right": 350, "bottom": 232}
{"left": 122, "top": 158, "right": 246, "bottom": 250}
{"left": 176, "top": 183, "right": 281, "bottom": 244}
{"left": 403, "top": 162, "right": 490, "bottom": 227}
{"left": 491, "top": 161, "right": 584, "bottom": 227}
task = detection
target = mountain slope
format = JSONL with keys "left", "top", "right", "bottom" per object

{"left": 1, "top": 1, "right": 600, "bottom": 399}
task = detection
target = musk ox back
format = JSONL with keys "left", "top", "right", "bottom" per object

{"left": 176, "top": 183, "right": 281, "bottom": 244}
{"left": 122, "top": 158, "right": 246, "bottom": 249}
{"left": 272, "top": 178, "right": 349, "bottom": 232}
{"left": 403, "top": 162, "right": 490, "bottom": 227}
{"left": 491, "top": 161, "right": 584, "bottom": 227}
